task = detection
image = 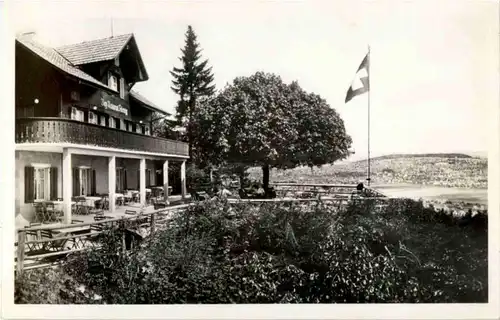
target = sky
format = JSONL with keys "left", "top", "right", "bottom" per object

{"left": 3, "top": 0, "right": 498, "bottom": 159}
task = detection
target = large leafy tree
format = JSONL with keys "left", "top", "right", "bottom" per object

{"left": 192, "top": 72, "right": 352, "bottom": 191}
{"left": 150, "top": 112, "right": 181, "bottom": 140}
{"left": 170, "top": 25, "right": 216, "bottom": 157}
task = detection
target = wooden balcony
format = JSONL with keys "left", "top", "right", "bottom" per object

{"left": 15, "top": 117, "right": 189, "bottom": 157}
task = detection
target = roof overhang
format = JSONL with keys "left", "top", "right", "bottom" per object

{"left": 129, "top": 92, "right": 170, "bottom": 116}
{"left": 16, "top": 39, "right": 116, "bottom": 94}
{"left": 117, "top": 36, "right": 149, "bottom": 83}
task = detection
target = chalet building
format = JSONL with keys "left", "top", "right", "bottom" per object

{"left": 15, "top": 32, "right": 189, "bottom": 224}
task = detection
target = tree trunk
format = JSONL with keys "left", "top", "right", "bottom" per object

{"left": 239, "top": 173, "right": 245, "bottom": 189}
{"left": 262, "top": 164, "right": 270, "bottom": 191}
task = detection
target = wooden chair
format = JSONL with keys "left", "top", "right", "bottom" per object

{"left": 132, "top": 192, "right": 140, "bottom": 203}
{"left": 95, "top": 196, "right": 110, "bottom": 211}
{"left": 24, "top": 223, "right": 42, "bottom": 241}
{"left": 90, "top": 208, "right": 105, "bottom": 219}
{"left": 45, "top": 202, "right": 61, "bottom": 222}
{"left": 136, "top": 214, "right": 149, "bottom": 228}
{"left": 116, "top": 195, "right": 124, "bottom": 207}
{"left": 153, "top": 200, "right": 167, "bottom": 210}
{"left": 74, "top": 197, "right": 90, "bottom": 215}
{"left": 33, "top": 203, "right": 45, "bottom": 223}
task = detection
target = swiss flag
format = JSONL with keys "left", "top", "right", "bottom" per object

{"left": 345, "top": 53, "right": 370, "bottom": 103}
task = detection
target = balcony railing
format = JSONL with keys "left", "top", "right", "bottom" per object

{"left": 16, "top": 117, "right": 189, "bottom": 157}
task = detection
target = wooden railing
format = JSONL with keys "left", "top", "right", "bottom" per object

{"left": 15, "top": 117, "right": 189, "bottom": 156}
{"left": 15, "top": 203, "right": 193, "bottom": 272}
{"left": 14, "top": 185, "right": 390, "bottom": 272}
{"left": 271, "top": 183, "right": 388, "bottom": 198}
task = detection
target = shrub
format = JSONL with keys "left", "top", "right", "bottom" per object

{"left": 16, "top": 197, "right": 488, "bottom": 304}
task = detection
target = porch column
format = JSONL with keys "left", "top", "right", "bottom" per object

{"left": 163, "top": 160, "right": 169, "bottom": 205}
{"left": 62, "top": 148, "right": 72, "bottom": 224}
{"left": 181, "top": 160, "right": 187, "bottom": 200}
{"left": 108, "top": 156, "right": 116, "bottom": 213}
{"left": 140, "top": 158, "right": 146, "bottom": 206}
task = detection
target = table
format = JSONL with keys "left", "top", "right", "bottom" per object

{"left": 151, "top": 186, "right": 172, "bottom": 196}
{"left": 51, "top": 225, "right": 91, "bottom": 235}
{"left": 52, "top": 201, "right": 76, "bottom": 210}
{"left": 35, "top": 201, "right": 75, "bottom": 222}
{"left": 127, "top": 189, "right": 152, "bottom": 194}
{"left": 84, "top": 196, "right": 102, "bottom": 208}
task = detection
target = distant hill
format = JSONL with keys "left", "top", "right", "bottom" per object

{"left": 355, "top": 153, "right": 474, "bottom": 163}
{"left": 248, "top": 152, "right": 487, "bottom": 189}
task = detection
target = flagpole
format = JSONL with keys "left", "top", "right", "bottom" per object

{"left": 367, "top": 45, "right": 371, "bottom": 186}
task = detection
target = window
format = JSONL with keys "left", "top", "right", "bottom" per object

{"left": 119, "top": 78, "right": 125, "bottom": 99}
{"left": 72, "top": 167, "right": 96, "bottom": 196}
{"left": 79, "top": 168, "right": 91, "bottom": 196}
{"left": 146, "top": 169, "right": 151, "bottom": 187}
{"left": 24, "top": 165, "right": 57, "bottom": 203}
{"left": 145, "top": 125, "right": 150, "bottom": 136}
{"left": 35, "top": 167, "right": 48, "bottom": 200}
{"left": 108, "top": 73, "right": 118, "bottom": 91}
{"left": 116, "top": 168, "right": 126, "bottom": 191}
{"left": 120, "top": 119, "right": 126, "bottom": 131}
{"left": 71, "top": 107, "right": 84, "bottom": 121}
{"left": 136, "top": 124, "right": 142, "bottom": 134}
{"left": 88, "top": 111, "right": 97, "bottom": 124}
{"left": 99, "top": 115, "right": 106, "bottom": 126}
{"left": 109, "top": 117, "right": 116, "bottom": 129}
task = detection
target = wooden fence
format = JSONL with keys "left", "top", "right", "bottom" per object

{"left": 15, "top": 184, "right": 390, "bottom": 273}
{"left": 271, "top": 183, "right": 388, "bottom": 198}
{"left": 15, "top": 203, "right": 193, "bottom": 273}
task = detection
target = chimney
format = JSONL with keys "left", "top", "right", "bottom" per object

{"left": 17, "top": 31, "right": 37, "bottom": 40}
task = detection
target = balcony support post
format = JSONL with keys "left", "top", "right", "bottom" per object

{"left": 181, "top": 160, "right": 187, "bottom": 201}
{"left": 62, "top": 148, "right": 72, "bottom": 224}
{"left": 108, "top": 156, "right": 116, "bottom": 213}
{"left": 163, "top": 160, "right": 169, "bottom": 205}
{"left": 140, "top": 158, "right": 146, "bottom": 207}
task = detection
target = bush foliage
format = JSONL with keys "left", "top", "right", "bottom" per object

{"left": 15, "top": 198, "right": 487, "bottom": 304}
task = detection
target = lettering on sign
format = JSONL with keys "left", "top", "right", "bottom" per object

{"left": 101, "top": 98, "right": 128, "bottom": 116}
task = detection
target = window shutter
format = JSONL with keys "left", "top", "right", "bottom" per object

{"left": 116, "top": 169, "right": 119, "bottom": 192}
{"left": 137, "top": 170, "right": 140, "bottom": 189}
{"left": 24, "top": 166, "right": 34, "bottom": 203}
{"left": 124, "top": 169, "right": 128, "bottom": 190}
{"left": 72, "top": 168, "right": 80, "bottom": 196}
{"left": 91, "top": 170, "right": 96, "bottom": 196}
{"left": 120, "top": 78, "right": 125, "bottom": 99}
{"left": 50, "top": 167, "right": 58, "bottom": 200}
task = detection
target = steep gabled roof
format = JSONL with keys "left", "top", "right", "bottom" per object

{"left": 56, "top": 33, "right": 133, "bottom": 65}
{"left": 130, "top": 90, "right": 170, "bottom": 116}
{"left": 16, "top": 35, "right": 112, "bottom": 91}
{"left": 17, "top": 33, "right": 167, "bottom": 114}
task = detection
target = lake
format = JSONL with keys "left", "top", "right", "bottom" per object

{"left": 373, "top": 184, "right": 488, "bottom": 206}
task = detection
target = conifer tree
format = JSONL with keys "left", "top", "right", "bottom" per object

{"left": 170, "top": 25, "right": 216, "bottom": 158}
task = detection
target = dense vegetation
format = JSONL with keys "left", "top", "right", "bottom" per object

{"left": 248, "top": 155, "right": 488, "bottom": 189}
{"left": 16, "top": 198, "right": 487, "bottom": 304}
